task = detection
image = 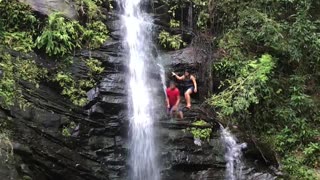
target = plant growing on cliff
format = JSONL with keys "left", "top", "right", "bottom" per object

{"left": 158, "top": 30, "right": 186, "bottom": 50}
{"left": 0, "top": 0, "right": 39, "bottom": 32}
{"left": 54, "top": 72, "right": 88, "bottom": 106}
{"left": 62, "top": 121, "right": 76, "bottom": 137}
{"left": 187, "top": 120, "right": 212, "bottom": 141}
{"left": 2, "top": 32, "right": 34, "bottom": 53}
{"left": 35, "top": 13, "right": 83, "bottom": 57}
{"left": 35, "top": 12, "right": 108, "bottom": 57}
{"left": 76, "top": 0, "right": 103, "bottom": 21}
{"left": 0, "top": 52, "right": 46, "bottom": 108}
{"left": 53, "top": 58, "right": 104, "bottom": 106}
{"left": 83, "top": 21, "right": 109, "bottom": 50}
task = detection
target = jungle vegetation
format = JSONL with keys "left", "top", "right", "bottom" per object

{"left": 159, "top": 0, "right": 320, "bottom": 179}
{"left": 0, "top": 0, "right": 109, "bottom": 108}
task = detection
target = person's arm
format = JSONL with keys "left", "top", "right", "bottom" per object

{"left": 166, "top": 97, "right": 170, "bottom": 108}
{"left": 174, "top": 93, "right": 180, "bottom": 107}
{"left": 172, "top": 72, "right": 184, "bottom": 80}
{"left": 191, "top": 75, "right": 197, "bottom": 93}
{"left": 166, "top": 90, "right": 170, "bottom": 108}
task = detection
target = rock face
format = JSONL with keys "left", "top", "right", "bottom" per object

{"left": 19, "top": 0, "right": 78, "bottom": 19}
{"left": 0, "top": 2, "right": 278, "bottom": 180}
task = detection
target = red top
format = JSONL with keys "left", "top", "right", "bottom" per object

{"left": 166, "top": 87, "right": 180, "bottom": 106}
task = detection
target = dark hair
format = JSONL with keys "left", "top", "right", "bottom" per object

{"left": 185, "top": 69, "right": 191, "bottom": 73}
{"left": 169, "top": 80, "right": 176, "bottom": 86}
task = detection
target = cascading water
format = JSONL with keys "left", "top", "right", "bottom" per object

{"left": 220, "top": 126, "right": 247, "bottom": 180}
{"left": 120, "top": 0, "right": 160, "bottom": 180}
{"left": 157, "top": 63, "right": 166, "bottom": 96}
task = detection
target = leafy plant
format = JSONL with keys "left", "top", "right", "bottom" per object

{"left": 0, "top": 52, "right": 46, "bottom": 108}
{"left": 54, "top": 72, "right": 87, "bottom": 106}
{"left": 0, "top": 0, "right": 39, "bottom": 32}
{"left": 282, "top": 155, "right": 318, "bottom": 180}
{"left": 303, "top": 143, "right": 320, "bottom": 167}
{"left": 209, "top": 54, "right": 275, "bottom": 117}
{"left": 85, "top": 58, "right": 105, "bottom": 76}
{"left": 53, "top": 58, "right": 103, "bottom": 106}
{"left": 83, "top": 21, "right": 109, "bottom": 50}
{"left": 2, "top": 32, "right": 34, "bottom": 53}
{"left": 35, "top": 13, "right": 83, "bottom": 57}
{"left": 62, "top": 121, "right": 76, "bottom": 137}
{"left": 169, "top": 19, "right": 180, "bottom": 28}
{"left": 187, "top": 120, "right": 212, "bottom": 141}
{"left": 158, "top": 30, "right": 186, "bottom": 50}
{"left": 76, "top": 0, "right": 102, "bottom": 21}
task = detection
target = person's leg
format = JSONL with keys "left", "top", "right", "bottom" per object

{"left": 178, "top": 110, "right": 183, "bottom": 119}
{"left": 168, "top": 106, "right": 173, "bottom": 118}
{"left": 184, "top": 88, "right": 193, "bottom": 108}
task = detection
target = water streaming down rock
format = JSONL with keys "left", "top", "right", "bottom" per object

{"left": 157, "top": 63, "right": 167, "bottom": 95}
{"left": 120, "top": 0, "right": 160, "bottom": 180}
{"left": 220, "top": 126, "right": 247, "bottom": 180}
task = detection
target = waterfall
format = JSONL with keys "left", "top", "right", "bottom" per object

{"left": 220, "top": 126, "right": 247, "bottom": 180}
{"left": 120, "top": 0, "right": 160, "bottom": 180}
{"left": 157, "top": 63, "right": 167, "bottom": 96}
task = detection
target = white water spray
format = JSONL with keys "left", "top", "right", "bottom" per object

{"left": 157, "top": 63, "right": 167, "bottom": 96}
{"left": 120, "top": 0, "right": 159, "bottom": 180}
{"left": 220, "top": 126, "right": 247, "bottom": 180}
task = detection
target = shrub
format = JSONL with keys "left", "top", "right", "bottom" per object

{"left": 187, "top": 120, "right": 212, "bottom": 141}
{"left": 35, "top": 13, "right": 83, "bottom": 57}
{"left": 158, "top": 30, "right": 186, "bottom": 50}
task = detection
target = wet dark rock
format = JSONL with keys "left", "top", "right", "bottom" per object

{"left": 100, "top": 40, "right": 125, "bottom": 56}
{"left": 99, "top": 74, "right": 126, "bottom": 95}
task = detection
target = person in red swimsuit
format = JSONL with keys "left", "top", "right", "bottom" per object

{"left": 166, "top": 81, "right": 183, "bottom": 119}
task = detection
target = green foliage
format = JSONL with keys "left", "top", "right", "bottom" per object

{"left": 0, "top": 0, "right": 39, "bottom": 32}
{"left": 210, "top": 54, "right": 275, "bottom": 117}
{"left": 85, "top": 58, "right": 105, "bottom": 76}
{"left": 0, "top": 52, "right": 46, "bottom": 108}
{"left": 54, "top": 58, "right": 104, "bottom": 106}
{"left": 0, "top": 0, "right": 107, "bottom": 108}
{"left": 303, "top": 143, "right": 320, "bottom": 167}
{"left": 169, "top": 19, "right": 180, "bottom": 28}
{"left": 282, "top": 155, "right": 318, "bottom": 180}
{"left": 35, "top": 13, "right": 108, "bottom": 57}
{"left": 62, "top": 121, "right": 76, "bottom": 137}
{"left": 187, "top": 120, "right": 212, "bottom": 141}
{"left": 2, "top": 32, "right": 34, "bottom": 53}
{"left": 35, "top": 13, "right": 83, "bottom": 57}
{"left": 158, "top": 30, "right": 186, "bottom": 50}
{"left": 76, "top": 0, "right": 102, "bottom": 21}
{"left": 54, "top": 72, "right": 88, "bottom": 106}
{"left": 83, "top": 21, "right": 109, "bottom": 49}
{"left": 209, "top": 0, "right": 320, "bottom": 178}
{"left": 158, "top": 0, "right": 210, "bottom": 49}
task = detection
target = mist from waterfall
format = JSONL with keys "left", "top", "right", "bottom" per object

{"left": 220, "top": 126, "right": 247, "bottom": 180}
{"left": 120, "top": 0, "right": 160, "bottom": 179}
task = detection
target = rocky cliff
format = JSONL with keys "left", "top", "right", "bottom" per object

{"left": 0, "top": 1, "right": 277, "bottom": 180}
